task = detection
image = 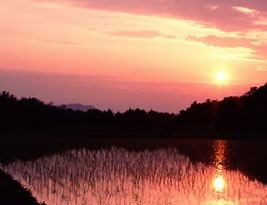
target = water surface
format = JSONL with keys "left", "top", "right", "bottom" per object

{"left": 1, "top": 140, "right": 267, "bottom": 205}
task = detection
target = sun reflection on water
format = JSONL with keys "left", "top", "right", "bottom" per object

{"left": 214, "top": 175, "right": 225, "bottom": 192}
{"left": 212, "top": 140, "right": 228, "bottom": 205}
{"left": 1, "top": 142, "right": 267, "bottom": 205}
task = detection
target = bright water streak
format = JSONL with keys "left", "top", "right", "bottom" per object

{"left": 1, "top": 144, "right": 267, "bottom": 205}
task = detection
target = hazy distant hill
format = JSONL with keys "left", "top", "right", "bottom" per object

{"left": 61, "top": 103, "right": 96, "bottom": 112}
{"left": 1, "top": 83, "right": 267, "bottom": 138}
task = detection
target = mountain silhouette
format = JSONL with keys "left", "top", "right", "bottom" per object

{"left": 1, "top": 83, "right": 267, "bottom": 138}
{"left": 60, "top": 103, "right": 96, "bottom": 112}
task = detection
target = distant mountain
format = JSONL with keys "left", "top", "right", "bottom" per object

{"left": 60, "top": 103, "right": 96, "bottom": 112}
{"left": 1, "top": 83, "right": 267, "bottom": 138}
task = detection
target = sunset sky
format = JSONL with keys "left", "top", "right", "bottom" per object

{"left": 1, "top": 0, "right": 267, "bottom": 112}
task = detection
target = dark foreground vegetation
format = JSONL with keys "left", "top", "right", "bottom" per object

{"left": 1, "top": 83, "right": 267, "bottom": 138}
{"left": 0, "top": 169, "right": 43, "bottom": 204}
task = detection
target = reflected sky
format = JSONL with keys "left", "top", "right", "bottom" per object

{"left": 214, "top": 140, "right": 226, "bottom": 192}
{"left": 212, "top": 140, "right": 227, "bottom": 203}
{"left": 1, "top": 142, "right": 266, "bottom": 205}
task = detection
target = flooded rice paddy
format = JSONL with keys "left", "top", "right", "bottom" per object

{"left": 1, "top": 140, "right": 267, "bottom": 205}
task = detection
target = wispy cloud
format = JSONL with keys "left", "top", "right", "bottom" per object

{"left": 257, "top": 66, "right": 267, "bottom": 71}
{"left": 107, "top": 30, "right": 176, "bottom": 39}
{"left": 31, "top": 0, "right": 267, "bottom": 59}
{"left": 186, "top": 35, "right": 254, "bottom": 48}
{"left": 37, "top": 0, "right": 267, "bottom": 32}
{"left": 42, "top": 39, "right": 82, "bottom": 46}
{"left": 187, "top": 35, "right": 267, "bottom": 60}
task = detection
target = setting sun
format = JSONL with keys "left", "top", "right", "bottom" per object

{"left": 216, "top": 71, "right": 227, "bottom": 84}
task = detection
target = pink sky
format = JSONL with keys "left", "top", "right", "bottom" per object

{"left": 0, "top": 0, "right": 267, "bottom": 112}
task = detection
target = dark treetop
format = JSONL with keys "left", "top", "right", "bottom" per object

{"left": 1, "top": 83, "right": 267, "bottom": 139}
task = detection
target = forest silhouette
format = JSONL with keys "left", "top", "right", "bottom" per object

{"left": 1, "top": 83, "right": 267, "bottom": 139}
{"left": 0, "top": 84, "right": 267, "bottom": 203}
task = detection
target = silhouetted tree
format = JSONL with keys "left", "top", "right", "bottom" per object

{"left": 1, "top": 83, "right": 267, "bottom": 138}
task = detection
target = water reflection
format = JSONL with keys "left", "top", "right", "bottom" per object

{"left": 212, "top": 140, "right": 227, "bottom": 204}
{"left": 214, "top": 175, "right": 225, "bottom": 192}
{"left": 1, "top": 142, "right": 267, "bottom": 205}
{"left": 213, "top": 140, "right": 226, "bottom": 194}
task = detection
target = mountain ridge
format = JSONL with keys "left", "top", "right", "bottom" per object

{"left": 60, "top": 103, "right": 96, "bottom": 112}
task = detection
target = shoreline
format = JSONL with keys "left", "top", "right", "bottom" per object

{"left": 0, "top": 169, "right": 43, "bottom": 205}
{"left": 1, "top": 137, "right": 266, "bottom": 184}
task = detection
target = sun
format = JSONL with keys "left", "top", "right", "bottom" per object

{"left": 216, "top": 71, "right": 227, "bottom": 84}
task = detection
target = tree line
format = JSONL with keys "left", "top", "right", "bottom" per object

{"left": 1, "top": 83, "right": 267, "bottom": 138}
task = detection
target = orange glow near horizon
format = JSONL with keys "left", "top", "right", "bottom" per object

{"left": 0, "top": 0, "right": 266, "bottom": 82}
{"left": 0, "top": 0, "right": 267, "bottom": 111}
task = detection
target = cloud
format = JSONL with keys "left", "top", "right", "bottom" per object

{"left": 251, "top": 43, "right": 267, "bottom": 59}
{"left": 107, "top": 30, "right": 176, "bottom": 39}
{"left": 187, "top": 35, "right": 254, "bottom": 48}
{"left": 42, "top": 39, "right": 82, "bottom": 46}
{"left": 186, "top": 35, "right": 267, "bottom": 60}
{"left": 257, "top": 66, "right": 267, "bottom": 71}
{"left": 35, "top": 0, "right": 267, "bottom": 32}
